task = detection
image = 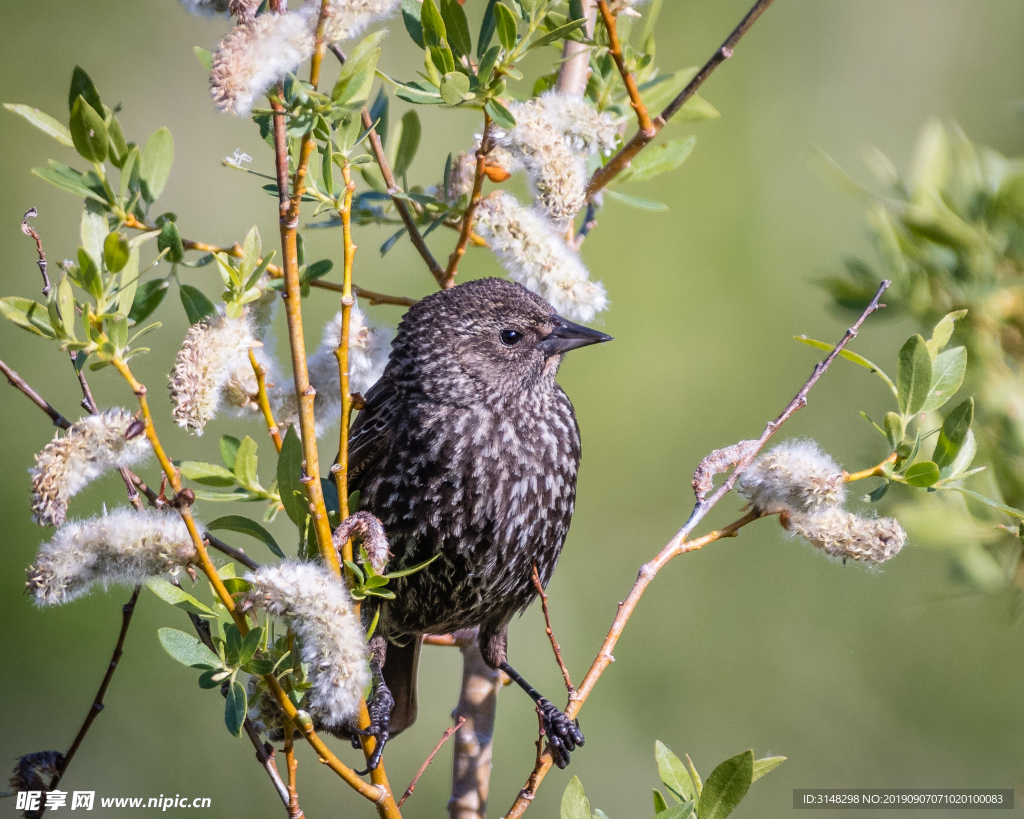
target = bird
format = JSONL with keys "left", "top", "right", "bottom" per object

{"left": 346, "top": 277, "right": 611, "bottom": 771}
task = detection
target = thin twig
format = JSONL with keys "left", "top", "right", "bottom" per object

{"left": 0, "top": 356, "right": 70, "bottom": 429}
{"left": 502, "top": 281, "right": 891, "bottom": 819}
{"left": 21, "top": 207, "right": 50, "bottom": 296}
{"left": 445, "top": 114, "right": 492, "bottom": 287}
{"left": 597, "top": 0, "right": 654, "bottom": 136}
{"left": 586, "top": 0, "right": 776, "bottom": 199}
{"left": 250, "top": 348, "right": 283, "bottom": 452}
{"left": 283, "top": 719, "right": 304, "bottom": 819}
{"left": 398, "top": 716, "right": 466, "bottom": 808}
{"left": 531, "top": 565, "right": 573, "bottom": 693}
{"left": 207, "top": 532, "right": 260, "bottom": 571}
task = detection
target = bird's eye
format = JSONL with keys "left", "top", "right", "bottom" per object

{"left": 500, "top": 329, "right": 523, "bottom": 346}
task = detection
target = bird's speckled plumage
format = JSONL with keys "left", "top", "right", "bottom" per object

{"left": 350, "top": 279, "right": 581, "bottom": 652}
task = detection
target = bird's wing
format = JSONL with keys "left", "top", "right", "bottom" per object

{"left": 348, "top": 379, "right": 398, "bottom": 490}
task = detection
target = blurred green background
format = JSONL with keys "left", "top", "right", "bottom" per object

{"left": 2, "top": 1, "right": 1024, "bottom": 817}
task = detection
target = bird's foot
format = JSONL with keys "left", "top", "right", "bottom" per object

{"left": 537, "top": 698, "right": 584, "bottom": 769}
{"left": 352, "top": 681, "right": 395, "bottom": 774}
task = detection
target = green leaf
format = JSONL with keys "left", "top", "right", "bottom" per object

{"left": 618, "top": 136, "right": 695, "bottom": 184}
{"left": 332, "top": 33, "right": 385, "bottom": 107}
{"left": 140, "top": 126, "right": 174, "bottom": 202}
{"left": 794, "top": 336, "right": 898, "bottom": 398}
{"left": 157, "top": 627, "right": 221, "bottom": 669}
{"left": 146, "top": 577, "right": 217, "bottom": 618}
{"left": 529, "top": 17, "right": 587, "bottom": 50}
{"left": 277, "top": 425, "right": 308, "bottom": 528}
{"left": 116, "top": 248, "right": 140, "bottom": 317}
{"left": 933, "top": 397, "right": 974, "bottom": 470}
{"left": 944, "top": 486, "right": 1024, "bottom": 520}
{"left": 68, "top": 66, "right": 103, "bottom": 114}
{"left": 180, "top": 461, "right": 237, "bottom": 487}
{"left": 225, "top": 679, "right": 247, "bottom": 737}
{"left": 233, "top": 436, "right": 260, "bottom": 490}
{"left": 884, "top": 412, "right": 904, "bottom": 449}
{"left": 393, "top": 111, "right": 421, "bottom": 180}
{"left": 485, "top": 99, "right": 516, "bottom": 129}
{"left": 655, "top": 803, "right": 695, "bottom": 819}
{"left": 208, "top": 515, "right": 284, "bottom": 558}
{"left": 383, "top": 553, "right": 440, "bottom": 579}
{"left": 238, "top": 626, "right": 264, "bottom": 667}
{"left": 70, "top": 96, "right": 108, "bottom": 163}
{"left": 440, "top": 0, "right": 472, "bottom": 56}
{"left": 158, "top": 220, "right": 185, "bottom": 263}
{"left": 198, "top": 668, "right": 230, "bottom": 688}
{"left": 926, "top": 309, "right": 967, "bottom": 357}
{"left": 494, "top": 1, "right": 518, "bottom": 50}
{"left": 402, "top": 0, "right": 426, "bottom": 48}
{"left": 55, "top": 275, "right": 77, "bottom": 340}
{"left": 441, "top": 71, "right": 471, "bottom": 105}
{"left": 103, "top": 231, "right": 131, "bottom": 273}
{"left": 477, "top": 44, "right": 501, "bottom": 85}
{"left": 0, "top": 296, "right": 56, "bottom": 338}
{"left": 220, "top": 435, "right": 242, "bottom": 470}
{"left": 478, "top": 0, "right": 499, "bottom": 58}
{"left": 561, "top": 776, "right": 590, "bottom": 819}
{"left": 653, "top": 789, "right": 669, "bottom": 814}
{"left": 656, "top": 741, "right": 696, "bottom": 803}
{"left": 194, "top": 46, "right": 214, "bottom": 70}
{"left": 941, "top": 428, "right": 976, "bottom": 481}
{"left": 905, "top": 461, "right": 941, "bottom": 487}
{"left": 4, "top": 104, "right": 74, "bottom": 147}
{"left": 421, "top": 0, "right": 447, "bottom": 48}
{"left": 697, "top": 751, "right": 753, "bottom": 819}
{"left": 921, "top": 347, "right": 966, "bottom": 412}
{"left": 129, "top": 278, "right": 169, "bottom": 324}
{"left": 32, "top": 163, "right": 106, "bottom": 202}
{"left": 751, "top": 755, "right": 786, "bottom": 783}
{"left": 897, "top": 334, "right": 932, "bottom": 416}
{"left": 179, "top": 284, "right": 217, "bottom": 324}
{"left": 604, "top": 188, "right": 669, "bottom": 211}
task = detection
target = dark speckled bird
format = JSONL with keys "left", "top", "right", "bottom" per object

{"left": 348, "top": 277, "right": 611, "bottom": 770}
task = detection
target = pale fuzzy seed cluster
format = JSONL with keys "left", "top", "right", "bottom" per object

{"left": 210, "top": 10, "right": 316, "bottom": 116}
{"left": 447, "top": 141, "right": 515, "bottom": 204}
{"left": 30, "top": 409, "right": 152, "bottom": 528}
{"left": 169, "top": 313, "right": 257, "bottom": 435}
{"left": 247, "top": 674, "right": 288, "bottom": 738}
{"left": 244, "top": 561, "right": 369, "bottom": 729}
{"left": 27, "top": 508, "right": 198, "bottom": 607}
{"left": 530, "top": 92, "right": 620, "bottom": 156}
{"left": 178, "top": 0, "right": 230, "bottom": 15}
{"left": 737, "top": 440, "right": 846, "bottom": 515}
{"left": 608, "top": 0, "right": 652, "bottom": 15}
{"left": 738, "top": 439, "right": 907, "bottom": 565}
{"left": 475, "top": 192, "right": 609, "bottom": 322}
{"left": 229, "top": 0, "right": 260, "bottom": 22}
{"left": 311, "top": 0, "right": 402, "bottom": 44}
{"left": 275, "top": 303, "right": 393, "bottom": 435}
{"left": 787, "top": 508, "right": 907, "bottom": 564}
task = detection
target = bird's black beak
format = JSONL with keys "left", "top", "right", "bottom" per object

{"left": 539, "top": 315, "right": 613, "bottom": 357}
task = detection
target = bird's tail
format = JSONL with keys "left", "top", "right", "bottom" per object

{"left": 382, "top": 636, "right": 421, "bottom": 735}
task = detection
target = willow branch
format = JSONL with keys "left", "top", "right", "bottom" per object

{"left": 444, "top": 114, "right": 491, "bottom": 287}
{"left": 399, "top": 716, "right": 466, "bottom": 808}
{"left": 531, "top": 566, "right": 573, "bottom": 693}
{"left": 283, "top": 719, "right": 304, "bottom": 819}
{"left": 586, "top": 0, "right": 776, "bottom": 199}
{"left": 249, "top": 348, "right": 283, "bottom": 452}
{"left": 0, "top": 356, "right": 70, "bottom": 429}
{"left": 307, "top": 280, "right": 418, "bottom": 306}
{"left": 557, "top": 0, "right": 596, "bottom": 96}
{"left": 597, "top": 0, "right": 654, "bottom": 135}
{"left": 503, "top": 281, "right": 891, "bottom": 818}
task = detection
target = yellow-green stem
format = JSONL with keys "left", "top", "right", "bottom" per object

{"left": 250, "top": 349, "right": 283, "bottom": 452}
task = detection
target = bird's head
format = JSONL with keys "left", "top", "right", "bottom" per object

{"left": 388, "top": 278, "right": 612, "bottom": 404}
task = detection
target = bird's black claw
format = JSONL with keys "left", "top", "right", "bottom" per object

{"left": 537, "top": 698, "right": 584, "bottom": 769}
{"left": 352, "top": 681, "right": 395, "bottom": 774}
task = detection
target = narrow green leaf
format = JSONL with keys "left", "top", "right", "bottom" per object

{"left": 0, "top": 296, "right": 56, "bottom": 338}
{"left": 884, "top": 412, "right": 904, "bottom": 449}
{"left": 653, "top": 789, "right": 669, "bottom": 814}
{"left": 225, "top": 679, "right": 247, "bottom": 737}
{"left": 56, "top": 275, "right": 77, "bottom": 340}
{"left": 697, "top": 751, "right": 753, "bottom": 819}
{"left": 194, "top": 46, "right": 214, "bottom": 71}
{"left": 944, "top": 486, "right": 1024, "bottom": 520}
{"left": 233, "top": 436, "right": 259, "bottom": 490}
{"left": 220, "top": 435, "right": 242, "bottom": 470}
{"left": 941, "top": 428, "right": 977, "bottom": 480}
{"left": 140, "top": 126, "right": 174, "bottom": 202}
{"left": 208, "top": 515, "right": 285, "bottom": 558}
{"left": 926, "top": 309, "right": 968, "bottom": 357}
{"left": 68, "top": 66, "right": 103, "bottom": 114}
{"left": 794, "top": 335, "right": 898, "bottom": 398}
{"left": 897, "top": 334, "right": 932, "bottom": 416}
{"left": 478, "top": 0, "right": 499, "bottom": 58}
{"left": 393, "top": 111, "right": 421, "bottom": 179}
{"left": 494, "top": 1, "right": 518, "bottom": 50}
{"left": 560, "top": 776, "right": 590, "bottom": 819}
{"left": 485, "top": 98, "right": 516, "bottom": 129}
{"left": 103, "top": 231, "right": 131, "bottom": 273}
{"left": 179, "top": 284, "right": 217, "bottom": 324}
{"left": 618, "top": 136, "right": 695, "bottom": 184}
{"left": 604, "top": 188, "right": 669, "bottom": 211}
{"left": 655, "top": 802, "right": 696, "bottom": 819}
{"left": 180, "top": 461, "right": 237, "bottom": 487}
{"left": 402, "top": 0, "right": 426, "bottom": 48}
{"left": 933, "top": 397, "right": 974, "bottom": 469}
{"left": 32, "top": 164, "right": 105, "bottom": 201}
{"left": 277, "top": 425, "right": 308, "bottom": 528}
{"left": 146, "top": 577, "right": 217, "bottom": 617}
{"left": 157, "top": 627, "right": 221, "bottom": 669}
{"left": 158, "top": 220, "right": 184, "bottom": 263}
{"left": 421, "top": 0, "right": 447, "bottom": 48}
{"left": 116, "top": 248, "right": 140, "bottom": 317}
{"left": 70, "top": 96, "right": 108, "bottom": 163}
{"left": 751, "top": 755, "right": 786, "bottom": 783}
{"left": 440, "top": 0, "right": 472, "bottom": 56}
{"left": 529, "top": 17, "right": 587, "bottom": 50}
{"left": 4, "top": 103, "right": 74, "bottom": 147}
{"left": 238, "top": 626, "right": 264, "bottom": 667}
{"left": 921, "top": 347, "right": 966, "bottom": 412}
{"left": 656, "top": 741, "right": 696, "bottom": 803}
{"left": 905, "top": 461, "right": 941, "bottom": 487}
{"left": 477, "top": 43, "right": 501, "bottom": 84}
{"left": 129, "top": 278, "right": 169, "bottom": 324}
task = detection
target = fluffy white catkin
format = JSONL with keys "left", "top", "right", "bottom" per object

{"left": 475, "top": 192, "right": 609, "bottom": 323}
{"left": 30, "top": 409, "right": 151, "bottom": 527}
{"left": 311, "top": 0, "right": 402, "bottom": 44}
{"left": 27, "top": 508, "right": 199, "bottom": 606}
{"left": 787, "top": 507, "right": 907, "bottom": 564}
{"left": 169, "top": 313, "right": 257, "bottom": 435}
{"left": 245, "top": 562, "right": 369, "bottom": 729}
{"left": 736, "top": 440, "right": 846, "bottom": 515}
{"left": 210, "top": 10, "right": 316, "bottom": 116}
